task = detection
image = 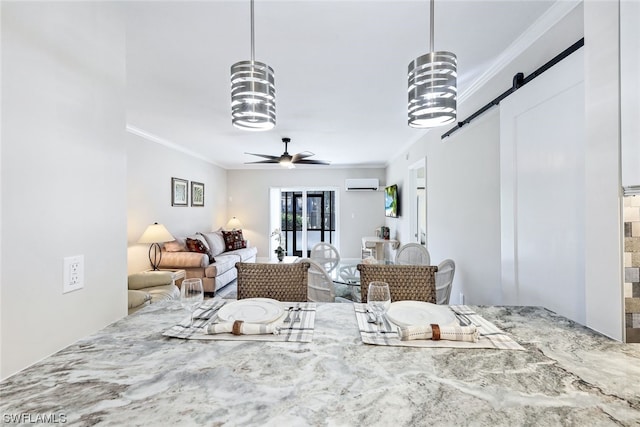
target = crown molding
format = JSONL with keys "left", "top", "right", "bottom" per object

{"left": 459, "top": 0, "right": 582, "bottom": 104}
{"left": 126, "top": 124, "right": 225, "bottom": 169}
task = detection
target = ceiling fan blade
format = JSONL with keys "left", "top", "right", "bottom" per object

{"left": 245, "top": 139, "right": 330, "bottom": 166}
{"left": 244, "top": 159, "right": 280, "bottom": 164}
{"left": 292, "top": 159, "right": 331, "bottom": 165}
{"left": 291, "top": 151, "right": 315, "bottom": 162}
{"left": 244, "top": 152, "right": 280, "bottom": 160}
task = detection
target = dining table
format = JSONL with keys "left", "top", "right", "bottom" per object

{"left": 329, "top": 258, "right": 400, "bottom": 302}
{"left": 328, "top": 258, "right": 362, "bottom": 302}
{"left": 1, "top": 300, "right": 638, "bottom": 426}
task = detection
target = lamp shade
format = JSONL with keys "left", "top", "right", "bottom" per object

{"left": 225, "top": 217, "right": 243, "bottom": 230}
{"left": 138, "top": 223, "right": 174, "bottom": 244}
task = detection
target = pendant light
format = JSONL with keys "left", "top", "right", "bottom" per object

{"left": 408, "top": 0, "right": 457, "bottom": 128}
{"left": 231, "top": 0, "right": 276, "bottom": 131}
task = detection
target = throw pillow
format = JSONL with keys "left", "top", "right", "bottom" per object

{"left": 222, "top": 229, "right": 247, "bottom": 251}
{"left": 164, "top": 239, "right": 186, "bottom": 252}
{"left": 185, "top": 237, "right": 215, "bottom": 263}
{"left": 198, "top": 231, "right": 226, "bottom": 257}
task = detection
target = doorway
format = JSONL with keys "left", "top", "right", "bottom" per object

{"left": 408, "top": 159, "right": 427, "bottom": 246}
{"left": 271, "top": 188, "right": 339, "bottom": 257}
{"left": 281, "top": 190, "right": 336, "bottom": 257}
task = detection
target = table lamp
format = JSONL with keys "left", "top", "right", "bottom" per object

{"left": 225, "top": 217, "right": 243, "bottom": 231}
{"left": 138, "top": 222, "right": 174, "bottom": 270}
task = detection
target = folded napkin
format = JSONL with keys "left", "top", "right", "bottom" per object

{"left": 205, "top": 320, "right": 279, "bottom": 336}
{"left": 398, "top": 324, "right": 479, "bottom": 342}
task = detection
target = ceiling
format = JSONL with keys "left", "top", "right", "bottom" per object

{"left": 125, "top": 0, "right": 558, "bottom": 169}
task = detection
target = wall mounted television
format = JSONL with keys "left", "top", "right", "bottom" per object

{"left": 384, "top": 184, "right": 399, "bottom": 218}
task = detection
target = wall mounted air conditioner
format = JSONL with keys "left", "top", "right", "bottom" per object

{"left": 345, "top": 178, "right": 380, "bottom": 191}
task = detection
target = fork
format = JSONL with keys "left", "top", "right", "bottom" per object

{"left": 454, "top": 312, "right": 473, "bottom": 326}
{"left": 293, "top": 306, "right": 302, "bottom": 323}
{"left": 283, "top": 307, "right": 294, "bottom": 323}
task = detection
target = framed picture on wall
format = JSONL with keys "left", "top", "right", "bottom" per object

{"left": 171, "top": 177, "right": 188, "bottom": 207}
{"left": 191, "top": 181, "right": 204, "bottom": 207}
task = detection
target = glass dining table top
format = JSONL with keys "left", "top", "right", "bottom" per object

{"left": 325, "top": 258, "right": 396, "bottom": 284}
{"left": 325, "top": 258, "right": 393, "bottom": 302}
{"left": 327, "top": 259, "right": 359, "bottom": 285}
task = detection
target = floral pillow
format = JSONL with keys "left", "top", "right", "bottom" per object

{"left": 186, "top": 237, "right": 215, "bottom": 263}
{"left": 221, "top": 229, "right": 247, "bottom": 251}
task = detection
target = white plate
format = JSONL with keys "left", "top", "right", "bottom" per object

{"left": 217, "top": 298, "right": 283, "bottom": 324}
{"left": 386, "top": 301, "right": 457, "bottom": 327}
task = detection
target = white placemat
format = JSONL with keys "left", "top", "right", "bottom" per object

{"left": 163, "top": 299, "right": 316, "bottom": 343}
{"left": 354, "top": 303, "right": 525, "bottom": 350}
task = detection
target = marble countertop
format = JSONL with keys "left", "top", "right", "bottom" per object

{"left": 1, "top": 301, "right": 639, "bottom": 426}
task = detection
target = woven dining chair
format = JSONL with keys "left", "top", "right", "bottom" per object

{"left": 435, "top": 259, "right": 455, "bottom": 304}
{"left": 236, "top": 262, "right": 310, "bottom": 302}
{"left": 298, "top": 258, "right": 336, "bottom": 302}
{"left": 394, "top": 243, "right": 431, "bottom": 265}
{"left": 357, "top": 264, "right": 437, "bottom": 303}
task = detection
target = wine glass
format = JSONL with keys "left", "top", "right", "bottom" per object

{"left": 367, "top": 281, "right": 391, "bottom": 334}
{"left": 180, "top": 278, "right": 204, "bottom": 328}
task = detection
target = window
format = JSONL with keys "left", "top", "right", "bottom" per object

{"left": 278, "top": 190, "right": 337, "bottom": 257}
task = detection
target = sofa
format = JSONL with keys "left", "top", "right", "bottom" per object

{"left": 158, "top": 229, "right": 257, "bottom": 294}
{"left": 128, "top": 271, "right": 179, "bottom": 315}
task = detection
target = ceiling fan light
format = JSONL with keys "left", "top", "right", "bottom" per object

{"left": 279, "top": 159, "right": 294, "bottom": 168}
{"left": 279, "top": 152, "right": 293, "bottom": 168}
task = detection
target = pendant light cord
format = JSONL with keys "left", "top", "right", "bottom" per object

{"left": 250, "top": 0, "right": 255, "bottom": 63}
{"left": 430, "top": 0, "right": 434, "bottom": 53}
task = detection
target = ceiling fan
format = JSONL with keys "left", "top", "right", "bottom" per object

{"left": 245, "top": 137, "right": 330, "bottom": 168}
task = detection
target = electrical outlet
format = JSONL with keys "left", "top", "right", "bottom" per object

{"left": 459, "top": 292, "right": 465, "bottom": 305}
{"left": 63, "top": 255, "right": 84, "bottom": 294}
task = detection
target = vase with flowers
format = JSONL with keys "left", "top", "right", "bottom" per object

{"left": 271, "top": 228, "right": 285, "bottom": 262}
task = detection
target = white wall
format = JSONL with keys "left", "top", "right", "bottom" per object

{"left": 429, "top": 113, "right": 502, "bottom": 305}
{"left": 127, "top": 132, "right": 227, "bottom": 274}
{"left": 1, "top": 3, "right": 127, "bottom": 378}
{"left": 385, "top": 110, "right": 502, "bottom": 306}
{"left": 583, "top": 0, "right": 623, "bottom": 340}
{"left": 621, "top": 0, "right": 640, "bottom": 187}
{"left": 227, "top": 168, "right": 385, "bottom": 259}
{"left": 0, "top": 3, "right": 4, "bottom": 378}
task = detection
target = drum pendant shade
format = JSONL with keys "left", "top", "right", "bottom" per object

{"left": 408, "top": 0, "right": 457, "bottom": 128}
{"left": 231, "top": 0, "right": 276, "bottom": 131}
